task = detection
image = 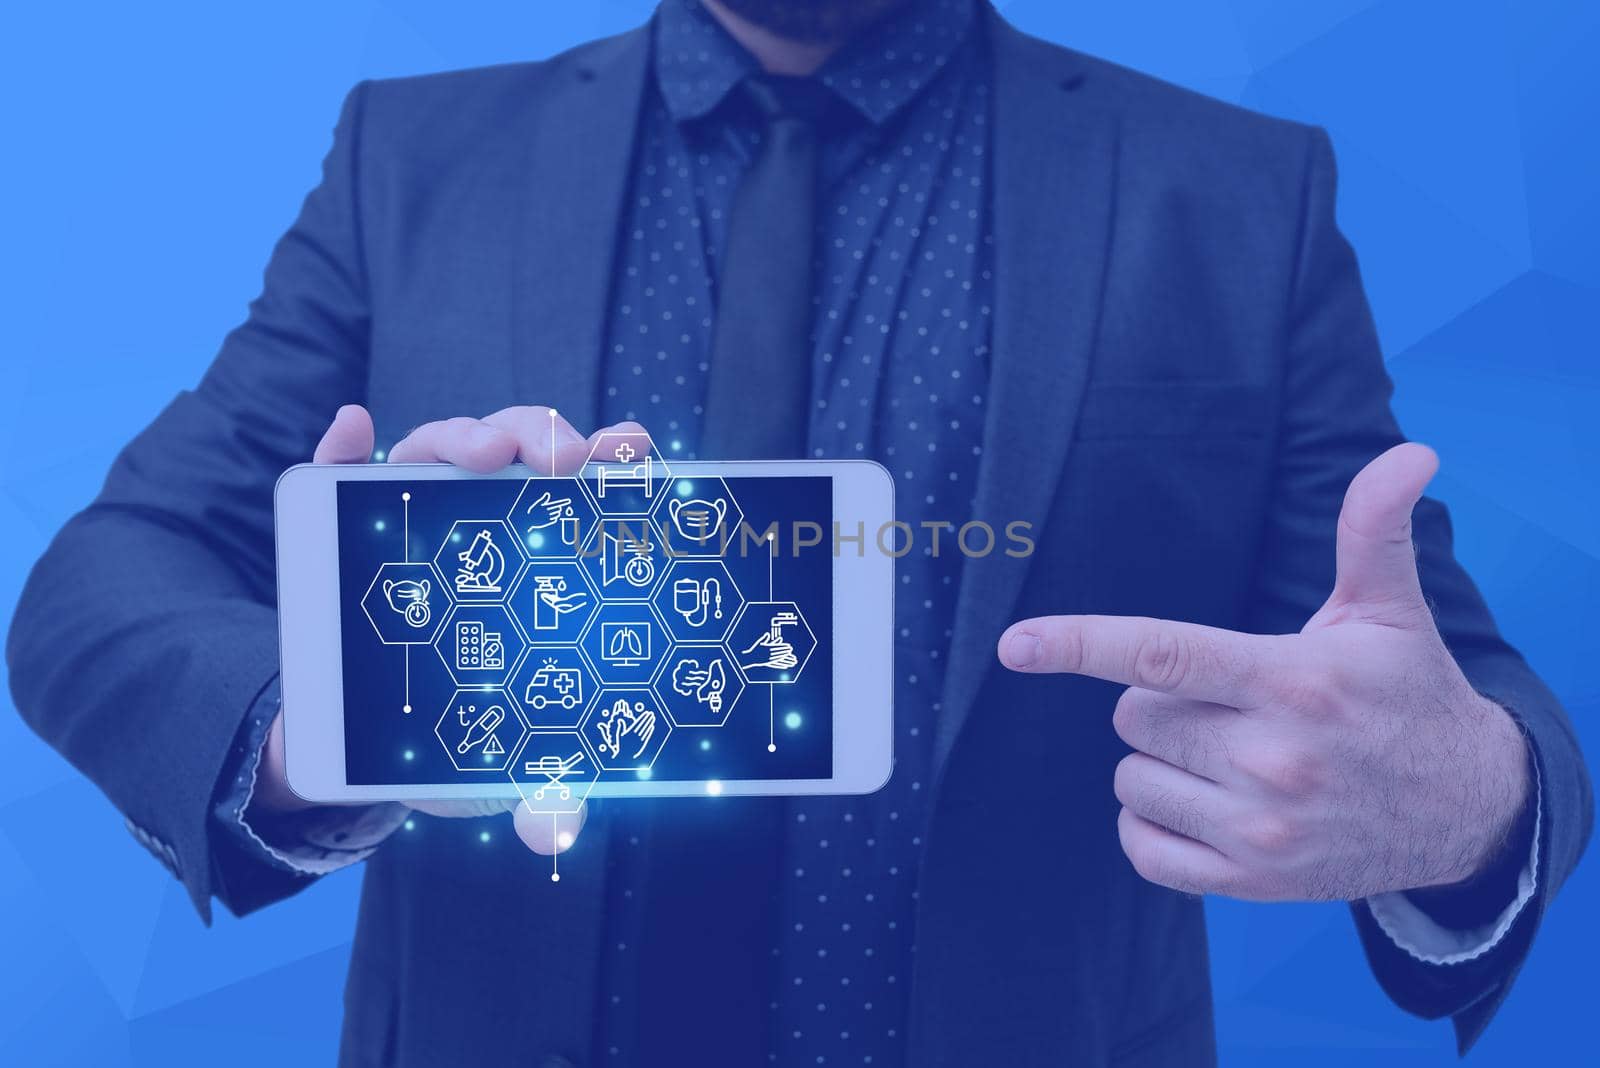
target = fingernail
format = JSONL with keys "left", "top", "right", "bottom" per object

{"left": 1004, "top": 631, "right": 1040, "bottom": 668}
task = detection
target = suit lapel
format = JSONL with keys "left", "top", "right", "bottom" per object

{"left": 933, "top": 14, "right": 1120, "bottom": 771}
{"left": 511, "top": 27, "right": 651, "bottom": 432}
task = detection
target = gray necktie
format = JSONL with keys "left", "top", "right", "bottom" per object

{"left": 700, "top": 75, "right": 837, "bottom": 459}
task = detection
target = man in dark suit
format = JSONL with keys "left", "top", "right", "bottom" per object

{"left": 8, "top": 1, "right": 1590, "bottom": 1065}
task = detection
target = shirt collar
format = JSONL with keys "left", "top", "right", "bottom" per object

{"left": 653, "top": 0, "right": 977, "bottom": 128}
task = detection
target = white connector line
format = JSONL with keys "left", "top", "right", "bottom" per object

{"left": 767, "top": 531, "right": 777, "bottom": 751}
{"left": 549, "top": 408, "right": 558, "bottom": 477}
{"left": 402, "top": 490, "right": 413, "bottom": 714}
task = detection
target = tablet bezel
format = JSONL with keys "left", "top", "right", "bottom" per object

{"left": 276, "top": 460, "right": 894, "bottom": 802}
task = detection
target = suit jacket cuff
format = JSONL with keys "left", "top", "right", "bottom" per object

{"left": 211, "top": 680, "right": 406, "bottom": 897}
{"left": 1364, "top": 752, "right": 1540, "bottom": 964}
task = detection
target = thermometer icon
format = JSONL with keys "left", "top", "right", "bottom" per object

{"left": 455, "top": 703, "right": 506, "bottom": 754}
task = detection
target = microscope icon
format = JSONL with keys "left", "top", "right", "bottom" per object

{"left": 455, "top": 528, "right": 506, "bottom": 596}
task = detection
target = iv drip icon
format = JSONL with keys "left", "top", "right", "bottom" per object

{"left": 673, "top": 576, "right": 723, "bottom": 629}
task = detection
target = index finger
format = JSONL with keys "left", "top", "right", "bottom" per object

{"left": 482, "top": 405, "right": 590, "bottom": 475}
{"left": 999, "top": 614, "right": 1276, "bottom": 707}
{"left": 387, "top": 417, "right": 519, "bottom": 472}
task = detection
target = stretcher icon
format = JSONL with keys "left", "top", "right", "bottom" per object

{"left": 523, "top": 751, "right": 587, "bottom": 801}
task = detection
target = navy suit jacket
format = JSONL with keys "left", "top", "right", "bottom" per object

{"left": 9, "top": 8, "right": 1590, "bottom": 1067}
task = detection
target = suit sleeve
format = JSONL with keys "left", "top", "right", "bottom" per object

{"left": 1243, "top": 127, "right": 1592, "bottom": 1052}
{"left": 5, "top": 83, "right": 375, "bottom": 922}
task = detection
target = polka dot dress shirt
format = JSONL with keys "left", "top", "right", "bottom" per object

{"left": 596, "top": 2, "right": 993, "bottom": 1064}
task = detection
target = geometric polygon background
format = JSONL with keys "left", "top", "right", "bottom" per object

{"left": 1, "top": 2, "right": 1593, "bottom": 1063}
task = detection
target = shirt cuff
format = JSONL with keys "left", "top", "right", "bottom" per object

{"left": 1363, "top": 751, "right": 1542, "bottom": 966}
{"left": 213, "top": 684, "right": 408, "bottom": 877}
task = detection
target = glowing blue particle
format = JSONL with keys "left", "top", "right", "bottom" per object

{"left": 479, "top": 830, "right": 491, "bottom": 843}
{"left": 403, "top": 819, "right": 415, "bottom": 831}
{"left": 403, "top": 749, "right": 415, "bottom": 761}
{"left": 671, "top": 440, "right": 682, "bottom": 452}
{"left": 373, "top": 450, "right": 387, "bottom": 461}
{"left": 699, "top": 738, "right": 711, "bottom": 751}
{"left": 636, "top": 766, "right": 653, "bottom": 780}
{"left": 374, "top": 520, "right": 386, "bottom": 532}
{"left": 675, "top": 480, "right": 693, "bottom": 497}
{"left": 526, "top": 531, "right": 545, "bottom": 549}
{"left": 784, "top": 711, "right": 802, "bottom": 730}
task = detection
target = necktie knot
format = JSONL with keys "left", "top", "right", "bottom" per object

{"left": 740, "top": 74, "right": 839, "bottom": 128}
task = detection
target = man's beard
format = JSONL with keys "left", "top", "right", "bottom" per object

{"left": 712, "top": 0, "right": 915, "bottom": 43}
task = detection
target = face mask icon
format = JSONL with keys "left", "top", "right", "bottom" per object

{"left": 383, "top": 577, "right": 432, "bottom": 629}
{"left": 668, "top": 497, "right": 728, "bottom": 546}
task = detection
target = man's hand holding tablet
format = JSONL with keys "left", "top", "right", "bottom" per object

{"left": 271, "top": 405, "right": 895, "bottom": 861}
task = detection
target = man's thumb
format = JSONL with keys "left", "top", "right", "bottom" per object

{"left": 1329, "top": 442, "right": 1438, "bottom": 617}
{"left": 313, "top": 404, "right": 375, "bottom": 464}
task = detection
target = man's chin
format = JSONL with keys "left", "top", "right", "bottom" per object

{"left": 712, "top": 0, "right": 914, "bottom": 44}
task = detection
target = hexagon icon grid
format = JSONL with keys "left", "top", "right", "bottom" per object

{"left": 434, "top": 604, "right": 528, "bottom": 689}
{"left": 653, "top": 475, "right": 745, "bottom": 557}
{"left": 582, "top": 428, "right": 672, "bottom": 516}
{"left": 509, "top": 730, "right": 598, "bottom": 814}
{"left": 508, "top": 559, "right": 598, "bottom": 645}
{"left": 436, "top": 688, "right": 528, "bottom": 773}
{"left": 507, "top": 477, "right": 595, "bottom": 559}
{"left": 653, "top": 558, "right": 744, "bottom": 643}
{"left": 579, "top": 516, "right": 669, "bottom": 602}
{"left": 361, "top": 561, "right": 452, "bottom": 646}
{"left": 432, "top": 519, "right": 527, "bottom": 604}
{"left": 654, "top": 644, "right": 745, "bottom": 728}
{"left": 580, "top": 601, "right": 671, "bottom": 687}
{"left": 510, "top": 647, "right": 595, "bottom": 730}
{"left": 727, "top": 600, "right": 817, "bottom": 684}
{"left": 581, "top": 687, "right": 672, "bottom": 772}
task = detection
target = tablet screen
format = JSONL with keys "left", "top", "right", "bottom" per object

{"left": 335, "top": 473, "right": 834, "bottom": 801}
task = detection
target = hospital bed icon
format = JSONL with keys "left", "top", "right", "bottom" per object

{"left": 595, "top": 442, "right": 653, "bottom": 499}
{"left": 523, "top": 751, "right": 587, "bottom": 802}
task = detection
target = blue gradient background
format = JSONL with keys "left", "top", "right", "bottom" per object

{"left": 1, "top": 1, "right": 1594, "bottom": 1063}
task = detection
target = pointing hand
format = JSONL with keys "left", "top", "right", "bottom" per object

{"left": 1000, "top": 444, "right": 1531, "bottom": 901}
{"left": 523, "top": 489, "right": 574, "bottom": 532}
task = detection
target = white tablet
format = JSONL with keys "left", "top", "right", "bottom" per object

{"left": 275, "top": 453, "right": 894, "bottom": 812}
